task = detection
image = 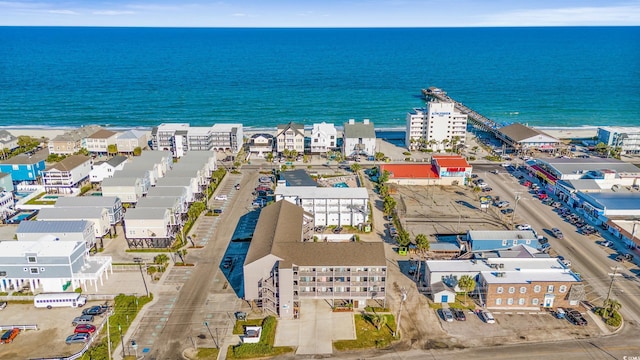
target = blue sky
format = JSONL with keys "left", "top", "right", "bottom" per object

{"left": 1, "top": 0, "right": 639, "bottom": 27}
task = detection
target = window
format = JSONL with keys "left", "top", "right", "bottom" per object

{"left": 502, "top": 239, "right": 507, "bottom": 246}
{"left": 0, "top": 271, "right": 6, "bottom": 276}
{"left": 508, "top": 287, "right": 515, "bottom": 294}
{"left": 534, "top": 285, "right": 541, "bottom": 293}
{"left": 559, "top": 285, "right": 567, "bottom": 293}
{"left": 507, "top": 298, "right": 514, "bottom": 305}
{"left": 519, "top": 287, "right": 527, "bottom": 294}
{"left": 27, "top": 256, "right": 37, "bottom": 263}
{"left": 532, "top": 298, "right": 539, "bottom": 305}
{"left": 496, "top": 287, "right": 504, "bottom": 294}
{"left": 495, "top": 298, "right": 502, "bottom": 305}
{"left": 518, "top": 298, "right": 525, "bottom": 305}
{"left": 30, "top": 267, "right": 39, "bottom": 274}
{"left": 547, "top": 285, "right": 555, "bottom": 293}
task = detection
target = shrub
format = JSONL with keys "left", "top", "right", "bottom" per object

{"left": 605, "top": 310, "right": 622, "bottom": 327}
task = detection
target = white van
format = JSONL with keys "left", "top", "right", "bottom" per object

{"left": 34, "top": 293, "right": 87, "bottom": 309}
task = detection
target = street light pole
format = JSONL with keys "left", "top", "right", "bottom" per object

{"left": 118, "top": 324, "right": 126, "bottom": 357}
{"left": 511, "top": 192, "right": 521, "bottom": 229}
{"left": 133, "top": 257, "right": 149, "bottom": 297}
{"left": 204, "top": 321, "right": 218, "bottom": 348}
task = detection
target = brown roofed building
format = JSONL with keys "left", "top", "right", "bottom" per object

{"left": 497, "top": 123, "right": 561, "bottom": 151}
{"left": 42, "top": 155, "right": 92, "bottom": 194}
{"left": 48, "top": 125, "right": 103, "bottom": 155}
{"left": 85, "top": 129, "right": 119, "bottom": 155}
{"left": 243, "top": 200, "right": 387, "bottom": 319}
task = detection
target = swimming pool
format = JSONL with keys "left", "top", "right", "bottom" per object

{"left": 6, "top": 210, "right": 38, "bottom": 224}
{"left": 42, "top": 195, "right": 59, "bottom": 200}
{"left": 334, "top": 182, "right": 349, "bottom": 188}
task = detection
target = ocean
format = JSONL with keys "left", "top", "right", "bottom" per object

{"left": 0, "top": 26, "right": 638, "bottom": 130}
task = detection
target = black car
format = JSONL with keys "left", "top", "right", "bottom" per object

{"left": 452, "top": 308, "right": 466, "bottom": 321}
{"left": 566, "top": 309, "right": 587, "bottom": 326}
{"left": 501, "top": 208, "right": 514, "bottom": 214}
{"left": 82, "top": 305, "right": 108, "bottom": 316}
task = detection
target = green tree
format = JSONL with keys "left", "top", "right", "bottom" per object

{"left": 133, "top": 146, "right": 142, "bottom": 156}
{"left": 603, "top": 298, "right": 622, "bottom": 317}
{"left": 369, "top": 313, "right": 387, "bottom": 331}
{"left": 396, "top": 230, "right": 411, "bottom": 247}
{"left": 378, "top": 170, "right": 390, "bottom": 184}
{"left": 415, "top": 234, "right": 430, "bottom": 253}
{"left": 374, "top": 152, "right": 386, "bottom": 161}
{"left": 302, "top": 154, "right": 309, "bottom": 163}
{"left": 594, "top": 142, "right": 608, "bottom": 155}
{"left": 282, "top": 149, "right": 291, "bottom": 160}
{"left": 383, "top": 196, "right": 396, "bottom": 215}
{"left": 75, "top": 148, "right": 90, "bottom": 156}
{"left": 265, "top": 152, "right": 274, "bottom": 163}
{"left": 458, "top": 275, "right": 476, "bottom": 305}
{"left": 154, "top": 254, "right": 169, "bottom": 265}
{"left": 0, "top": 148, "right": 9, "bottom": 160}
{"left": 378, "top": 184, "right": 389, "bottom": 198}
{"left": 350, "top": 163, "right": 361, "bottom": 173}
{"left": 188, "top": 201, "right": 206, "bottom": 222}
{"left": 107, "top": 144, "right": 118, "bottom": 155}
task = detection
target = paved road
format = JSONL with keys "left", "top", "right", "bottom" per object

{"left": 145, "top": 169, "right": 260, "bottom": 359}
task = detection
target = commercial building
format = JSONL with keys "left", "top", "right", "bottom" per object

{"left": 464, "top": 230, "right": 541, "bottom": 253}
{"left": 378, "top": 155, "right": 471, "bottom": 187}
{"left": 210, "top": 123, "right": 243, "bottom": 153}
{"left": 496, "top": 123, "right": 561, "bottom": 152}
{"left": 405, "top": 101, "right": 467, "bottom": 151}
{"left": 343, "top": 119, "right": 376, "bottom": 157}
{"left": 243, "top": 201, "right": 387, "bottom": 319}
{"left": 597, "top": 126, "right": 640, "bottom": 154}
{"left": 425, "top": 257, "right": 583, "bottom": 309}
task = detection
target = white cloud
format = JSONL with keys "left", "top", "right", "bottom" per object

{"left": 47, "top": 9, "right": 78, "bottom": 15}
{"left": 232, "top": 12, "right": 246, "bottom": 17}
{"left": 92, "top": 10, "right": 136, "bottom": 16}
{"left": 0, "top": 1, "right": 47, "bottom": 9}
{"left": 476, "top": 4, "right": 640, "bottom": 26}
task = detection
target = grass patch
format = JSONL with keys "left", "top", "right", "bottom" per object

{"left": 125, "top": 248, "right": 172, "bottom": 253}
{"left": 365, "top": 306, "right": 390, "bottom": 313}
{"left": 334, "top": 314, "right": 396, "bottom": 351}
{"left": 195, "top": 348, "right": 219, "bottom": 359}
{"left": 81, "top": 294, "right": 153, "bottom": 360}
{"left": 227, "top": 316, "right": 294, "bottom": 359}
{"left": 232, "top": 318, "right": 263, "bottom": 335}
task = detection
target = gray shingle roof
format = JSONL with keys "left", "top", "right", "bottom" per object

{"left": 106, "top": 155, "right": 128, "bottom": 167}
{"left": 498, "top": 123, "right": 559, "bottom": 143}
{"left": 55, "top": 196, "right": 120, "bottom": 207}
{"left": 37, "top": 207, "right": 105, "bottom": 220}
{"left": 124, "top": 207, "right": 170, "bottom": 220}
{"left": 102, "top": 177, "right": 140, "bottom": 187}
{"left": 17, "top": 220, "right": 92, "bottom": 234}
{"left": 343, "top": 121, "right": 375, "bottom": 139}
{"left": 45, "top": 155, "right": 91, "bottom": 172}
{"left": 146, "top": 186, "right": 186, "bottom": 198}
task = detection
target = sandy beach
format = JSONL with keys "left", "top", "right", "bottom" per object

{"left": 5, "top": 128, "right": 70, "bottom": 140}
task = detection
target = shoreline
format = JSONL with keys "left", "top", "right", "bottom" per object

{"left": 2, "top": 124, "right": 603, "bottom": 142}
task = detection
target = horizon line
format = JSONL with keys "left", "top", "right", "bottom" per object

{"left": 1, "top": 25, "right": 639, "bottom": 29}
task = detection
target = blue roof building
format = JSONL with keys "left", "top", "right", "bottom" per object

{"left": 466, "top": 230, "right": 541, "bottom": 252}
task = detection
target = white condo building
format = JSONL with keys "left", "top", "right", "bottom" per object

{"left": 405, "top": 101, "right": 467, "bottom": 151}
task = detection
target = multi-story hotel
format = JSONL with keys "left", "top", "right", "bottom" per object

{"left": 405, "top": 100, "right": 467, "bottom": 151}
{"left": 243, "top": 200, "right": 387, "bottom": 319}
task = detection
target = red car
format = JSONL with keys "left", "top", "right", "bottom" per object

{"left": 74, "top": 324, "right": 97, "bottom": 334}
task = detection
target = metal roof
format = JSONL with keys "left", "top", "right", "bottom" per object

{"left": 17, "top": 220, "right": 92, "bottom": 234}
{"left": 343, "top": 121, "right": 375, "bottom": 139}
{"left": 156, "top": 177, "right": 195, "bottom": 187}
{"left": 468, "top": 230, "right": 538, "bottom": 241}
{"left": 275, "top": 185, "right": 369, "bottom": 199}
{"left": 578, "top": 192, "right": 640, "bottom": 211}
{"left": 124, "top": 207, "right": 170, "bottom": 220}
{"left": 37, "top": 207, "right": 105, "bottom": 220}
{"left": 136, "top": 196, "right": 181, "bottom": 208}
{"left": 146, "top": 186, "right": 187, "bottom": 198}
{"left": 0, "top": 239, "right": 82, "bottom": 257}
{"left": 279, "top": 169, "right": 317, "bottom": 187}
{"left": 102, "top": 177, "right": 141, "bottom": 187}
{"left": 55, "top": 196, "right": 120, "bottom": 207}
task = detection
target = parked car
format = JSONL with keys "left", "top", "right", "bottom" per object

{"left": 441, "top": 308, "right": 454, "bottom": 322}
{"left": 517, "top": 224, "right": 532, "bottom": 231}
{"left": 500, "top": 208, "right": 514, "bottom": 214}
{"left": 566, "top": 309, "right": 587, "bottom": 326}
{"left": 72, "top": 315, "right": 94, "bottom": 326}
{"left": 482, "top": 187, "right": 493, "bottom": 192}
{"left": 222, "top": 257, "right": 232, "bottom": 269}
{"left": 480, "top": 310, "right": 496, "bottom": 324}
{"left": 234, "top": 183, "right": 240, "bottom": 190}
{"left": 600, "top": 240, "right": 613, "bottom": 247}
{"left": 452, "top": 308, "right": 466, "bottom": 321}
{"left": 496, "top": 201, "right": 510, "bottom": 208}
{"left": 214, "top": 195, "right": 228, "bottom": 201}
{"left": 74, "top": 324, "right": 97, "bottom": 334}
{"left": 551, "top": 228, "right": 564, "bottom": 239}
{"left": 213, "top": 208, "right": 223, "bottom": 214}
{"left": 0, "top": 301, "right": 6, "bottom": 310}
{"left": 82, "top": 305, "right": 108, "bottom": 316}
{"left": 554, "top": 307, "right": 566, "bottom": 319}
{"left": 65, "top": 333, "right": 90, "bottom": 344}
{"left": 0, "top": 328, "right": 19, "bottom": 344}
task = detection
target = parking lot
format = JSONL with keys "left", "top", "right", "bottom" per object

{"left": 0, "top": 301, "right": 110, "bottom": 359}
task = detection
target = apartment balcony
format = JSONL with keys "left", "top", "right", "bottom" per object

{"left": 351, "top": 271, "right": 370, "bottom": 276}
{"left": 316, "top": 271, "right": 333, "bottom": 277}
{"left": 299, "top": 281, "right": 316, "bottom": 287}
{"left": 350, "top": 281, "right": 369, "bottom": 286}
{"left": 369, "top": 270, "right": 387, "bottom": 276}
{"left": 334, "top": 271, "right": 350, "bottom": 277}
{"left": 298, "top": 271, "right": 315, "bottom": 276}
{"left": 316, "top": 281, "right": 334, "bottom": 287}
{"left": 350, "top": 292, "right": 370, "bottom": 297}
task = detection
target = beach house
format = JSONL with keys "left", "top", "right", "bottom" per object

{"left": 116, "top": 129, "right": 149, "bottom": 154}
{"left": 42, "top": 155, "right": 92, "bottom": 194}
{"left": 48, "top": 125, "right": 102, "bottom": 155}
{"left": 276, "top": 122, "right": 305, "bottom": 154}
{"left": 84, "top": 129, "right": 119, "bottom": 155}
{"left": 89, "top": 155, "right": 128, "bottom": 183}
{"left": 343, "top": 119, "right": 376, "bottom": 157}
{"left": 16, "top": 220, "right": 96, "bottom": 250}
{"left": 123, "top": 207, "right": 175, "bottom": 248}
{"left": 0, "top": 130, "right": 19, "bottom": 152}
{"left": 0, "top": 150, "right": 48, "bottom": 185}
{"left": 310, "top": 122, "right": 338, "bottom": 154}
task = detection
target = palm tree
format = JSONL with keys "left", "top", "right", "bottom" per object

{"left": 414, "top": 234, "right": 430, "bottom": 282}
{"left": 350, "top": 163, "right": 361, "bottom": 173}
{"left": 396, "top": 230, "right": 411, "bottom": 247}
{"left": 369, "top": 313, "right": 387, "bottom": 331}
{"left": 458, "top": 275, "right": 476, "bottom": 305}
{"left": 265, "top": 152, "right": 274, "bottom": 163}
{"left": 604, "top": 298, "right": 622, "bottom": 317}
{"left": 383, "top": 196, "right": 396, "bottom": 215}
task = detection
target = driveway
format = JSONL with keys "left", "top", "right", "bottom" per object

{"left": 274, "top": 299, "right": 355, "bottom": 355}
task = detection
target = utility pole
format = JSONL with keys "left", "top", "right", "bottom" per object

{"left": 107, "top": 311, "right": 112, "bottom": 360}
{"left": 394, "top": 288, "right": 407, "bottom": 338}
{"left": 133, "top": 257, "right": 149, "bottom": 297}
{"left": 511, "top": 192, "right": 521, "bottom": 229}
{"left": 605, "top": 266, "right": 619, "bottom": 305}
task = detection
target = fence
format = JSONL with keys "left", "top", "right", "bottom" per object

{"left": 0, "top": 324, "right": 38, "bottom": 331}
